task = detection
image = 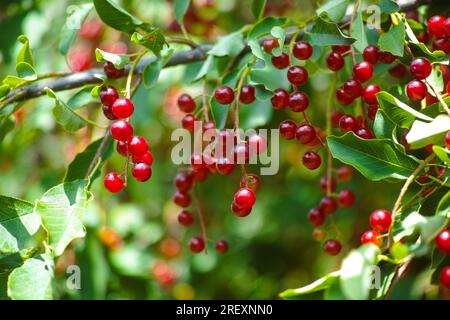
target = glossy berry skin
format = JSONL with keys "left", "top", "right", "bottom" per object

{"left": 132, "top": 150, "right": 153, "bottom": 165}
{"left": 177, "top": 94, "right": 196, "bottom": 113}
{"left": 331, "top": 110, "right": 343, "bottom": 127}
{"left": 428, "top": 15, "right": 446, "bottom": 38}
{"left": 239, "top": 85, "right": 256, "bottom": 104}
{"left": 103, "top": 61, "right": 125, "bottom": 79}
{"left": 389, "top": 64, "right": 407, "bottom": 79}
{"left": 343, "top": 79, "right": 363, "bottom": 99}
{"left": 102, "top": 104, "right": 118, "bottom": 120}
{"left": 132, "top": 163, "right": 152, "bottom": 182}
{"left": 178, "top": 210, "right": 194, "bottom": 226}
{"left": 440, "top": 266, "right": 450, "bottom": 289}
{"left": 271, "top": 89, "right": 289, "bottom": 109}
{"left": 353, "top": 61, "right": 373, "bottom": 83}
{"left": 446, "top": 132, "right": 450, "bottom": 149}
{"left": 279, "top": 120, "right": 297, "bottom": 140}
{"left": 433, "top": 38, "right": 450, "bottom": 54}
{"left": 339, "top": 115, "right": 357, "bottom": 132}
{"left": 361, "top": 230, "right": 382, "bottom": 246}
{"left": 215, "top": 240, "right": 229, "bottom": 254}
{"left": 335, "top": 87, "right": 353, "bottom": 105}
{"left": 406, "top": 80, "right": 427, "bottom": 102}
{"left": 362, "top": 84, "right": 380, "bottom": 105}
{"left": 128, "top": 136, "right": 148, "bottom": 157}
{"left": 181, "top": 114, "right": 196, "bottom": 132}
{"left": 338, "top": 188, "right": 355, "bottom": 208}
{"left": 444, "top": 18, "right": 450, "bottom": 37}
{"left": 173, "top": 190, "right": 191, "bottom": 208}
{"left": 302, "top": 151, "right": 321, "bottom": 170}
{"left": 104, "top": 172, "right": 124, "bottom": 193}
{"left": 319, "top": 197, "right": 337, "bottom": 214}
{"left": 435, "top": 230, "right": 450, "bottom": 254}
{"left": 367, "top": 104, "right": 379, "bottom": 120}
{"left": 287, "top": 66, "right": 308, "bottom": 86}
{"left": 356, "top": 128, "right": 374, "bottom": 139}
{"left": 320, "top": 176, "right": 336, "bottom": 193}
{"left": 363, "top": 45, "right": 379, "bottom": 65}
{"left": 295, "top": 124, "right": 316, "bottom": 144}
{"left": 370, "top": 209, "right": 392, "bottom": 232}
{"left": 99, "top": 86, "right": 119, "bottom": 107}
{"left": 336, "top": 166, "right": 352, "bottom": 182}
{"left": 288, "top": 91, "right": 309, "bottom": 112}
{"left": 378, "top": 51, "right": 396, "bottom": 64}
{"left": 326, "top": 52, "right": 344, "bottom": 71}
{"left": 175, "top": 172, "right": 193, "bottom": 192}
{"left": 231, "top": 201, "right": 252, "bottom": 217}
{"left": 323, "top": 239, "right": 342, "bottom": 256}
{"left": 262, "top": 38, "right": 278, "bottom": 53}
{"left": 116, "top": 141, "right": 128, "bottom": 157}
{"left": 216, "top": 158, "right": 235, "bottom": 175}
{"left": 215, "top": 86, "right": 235, "bottom": 104}
{"left": 271, "top": 53, "right": 290, "bottom": 69}
{"left": 293, "top": 41, "right": 313, "bottom": 60}
{"left": 112, "top": 98, "right": 134, "bottom": 119}
{"left": 332, "top": 45, "right": 350, "bottom": 54}
{"left": 111, "top": 120, "right": 134, "bottom": 142}
{"left": 233, "top": 187, "right": 256, "bottom": 209}
{"left": 308, "top": 208, "right": 325, "bottom": 226}
{"left": 410, "top": 58, "right": 432, "bottom": 80}
{"left": 189, "top": 236, "right": 205, "bottom": 253}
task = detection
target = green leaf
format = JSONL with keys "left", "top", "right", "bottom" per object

{"left": 93, "top": 0, "right": 150, "bottom": 34}
{"left": 0, "top": 115, "right": 15, "bottom": 142}
{"left": 239, "top": 93, "right": 273, "bottom": 129}
{"left": 15, "top": 62, "right": 36, "bottom": 80}
{"left": 209, "top": 31, "right": 245, "bottom": 57}
{"left": 0, "top": 84, "right": 10, "bottom": 99}
{"left": 406, "top": 115, "right": 450, "bottom": 149}
{"left": 16, "top": 35, "right": 34, "bottom": 67}
{"left": 427, "top": 67, "right": 444, "bottom": 91}
{"left": 210, "top": 97, "right": 228, "bottom": 129}
{"left": 247, "top": 17, "right": 286, "bottom": 41}
{"left": 351, "top": 12, "right": 368, "bottom": 53}
{"left": 305, "top": 17, "right": 355, "bottom": 46}
{"left": 316, "top": 0, "right": 350, "bottom": 23}
{"left": 35, "top": 180, "right": 92, "bottom": 256}
{"left": 436, "top": 191, "right": 450, "bottom": 218}
{"left": 59, "top": 3, "right": 94, "bottom": 55}
{"left": 378, "top": 20, "right": 405, "bottom": 57}
{"left": 193, "top": 55, "right": 214, "bottom": 81}
{"left": 64, "top": 138, "right": 114, "bottom": 182}
{"left": 432, "top": 145, "right": 449, "bottom": 163}
{"left": 373, "top": 109, "right": 396, "bottom": 139}
{"left": 95, "top": 48, "right": 130, "bottom": 69}
{"left": 251, "top": 0, "right": 267, "bottom": 21}
{"left": 7, "top": 254, "right": 53, "bottom": 300}
{"left": 174, "top": 0, "right": 190, "bottom": 23}
{"left": 270, "top": 26, "right": 286, "bottom": 56}
{"left": 390, "top": 242, "right": 410, "bottom": 261}
{"left": 340, "top": 244, "right": 380, "bottom": 300}
{"left": 279, "top": 271, "right": 340, "bottom": 299}
{"left": 131, "top": 29, "right": 168, "bottom": 56}
{"left": 408, "top": 42, "right": 449, "bottom": 64}
{"left": 327, "top": 132, "right": 419, "bottom": 181}
{"left": 67, "top": 86, "right": 98, "bottom": 110}
{"left": 379, "top": 0, "right": 400, "bottom": 13}
{"left": 249, "top": 55, "right": 290, "bottom": 91}
{"left": 394, "top": 211, "right": 448, "bottom": 244}
{"left": 2, "top": 76, "right": 27, "bottom": 87}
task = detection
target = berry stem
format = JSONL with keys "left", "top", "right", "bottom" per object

{"left": 233, "top": 67, "right": 250, "bottom": 130}
{"left": 326, "top": 74, "right": 337, "bottom": 196}
{"left": 194, "top": 187, "right": 208, "bottom": 254}
{"left": 425, "top": 79, "right": 450, "bottom": 117}
{"left": 348, "top": 0, "right": 360, "bottom": 65}
{"left": 125, "top": 50, "right": 148, "bottom": 99}
{"left": 202, "top": 79, "right": 210, "bottom": 122}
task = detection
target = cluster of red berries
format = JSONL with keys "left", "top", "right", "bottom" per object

{"left": 100, "top": 64, "right": 153, "bottom": 193}
{"left": 360, "top": 209, "right": 392, "bottom": 247}
{"left": 426, "top": 15, "right": 450, "bottom": 54}
{"left": 435, "top": 229, "right": 450, "bottom": 289}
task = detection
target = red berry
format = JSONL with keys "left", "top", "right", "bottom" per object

{"left": 388, "top": 64, "right": 407, "bottom": 79}
{"left": 111, "top": 120, "right": 134, "bottom": 141}
{"left": 288, "top": 91, "right": 309, "bottom": 112}
{"left": 332, "top": 45, "right": 350, "bottom": 54}
{"left": 446, "top": 132, "right": 450, "bottom": 149}
{"left": 233, "top": 187, "right": 256, "bottom": 209}
{"left": 378, "top": 51, "right": 396, "bottom": 64}
{"left": 99, "top": 85, "right": 119, "bottom": 107}
{"left": 132, "top": 163, "right": 152, "bottom": 182}
{"left": 175, "top": 172, "right": 193, "bottom": 192}
{"left": 326, "top": 52, "right": 344, "bottom": 71}
{"left": 336, "top": 87, "right": 353, "bottom": 105}
{"left": 323, "top": 239, "right": 342, "bottom": 256}
{"left": 239, "top": 85, "right": 256, "bottom": 104}
{"left": 361, "top": 230, "right": 381, "bottom": 246}
{"left": 215, "top": 240, "right": 229, "bottom": 254}
{"left": 279, "top": 120, "right": 297, "bottom": 140}
{"left": 302, "top": 151, "right": 321, "bottom": 170}
{"left": 293, "top": 41, "right": 313, "bottom": 60}
{"left": 112, "top": 98, "right": 134, "bottom": 119}
{"left": 433, "top": 38, "right": 450, "bottom": 54}
{"left": 295, "top": 124, "right": 316, "bottom": 144}
{"left": 263, "top": 38, "right": 278, "bottom": 54}
{"left": 343, "top": 79, "right": 363, "bottom": 99}
{"left": 189, "top": 236, "right": 205, "bottom": 253}
{"left": 215, "top": 86, "right": 235, "bottom": 104}
{"left": 192, "top": 167, "right": 208, "bottom": 182}
{"left": 271, "top": 53, "right": 290, "bottom": 69}
{"left": 128, "top": 136, "right": 148, "bottom": 157}
{"left": 104, "top": 172, "right": 124, "bottom": 193}
{"left": 116, "top": 141, "right": 128, "bottom": 157}
{"left": 190, "top": 153, "right": 206, "bottom": 171}
{"left": 363, "top": 45, "right": 379, "bottom": 65}
{"left": 177, "top": 94, "right": 196, "bottom": 113}
{"left": 367, "top": 104, "right": 379, "bottom": 120}
{"left": 435, "top": 229, "right": 450, "bottom": 254}
{"left": 231, "top": 201, "right": 252, "bottom": 217}
{"left": 216, "top": 157, "right": 235, "bottom": 175}
{"left": 320, "top": 176, "right": 336, "bottom": 193}
{"left": 410, "top": 58, "right": 432, "bottom": 80}
{"left": 308, "top": 208, "right": 325, "bottom": 226}
{"left": 178, "top": 210, "right": 194, "bottom": 226}
{"left": 406, "top": 80, "right": 427, "bottom": 102}
{"left": 271, "top": 88, "right": 289, "bottom": 109}
{"left": 428, "top": 15, "right": 446, "bottom": 38}
{"left": 440, "top": 266, "right": 450, "bottom": 289}
{"left": 362, "top": 84, "right": 380, "bottom": 105}
{"left": 331, "top": 110, "right": 343, "bottom": 127}
{"left": 132, "top": 150, "right": 153, "bottom": 165}
{"left": 181, "top": 114, "right": 196, "bottom": 132}
{"left": 248, "top": 134, "right": 267, "bottom": 155}
{"left": 339, "top": 114, "right": 357, "bottom": 132}
{"left": 319, "top": 196, "right": 337, "bottom": 214}
{"left": 444, "top": 18, "right": 450, "bottom": 37}
{"left": 370, "top": 209, "right": 392, "bottom": 232}
{"left": 102, "top": 104, "right": 118, "bottom": 120}
{"left": 338, "top": 188, "right": 355, "bottom": 208}
{"left": 173, "top": 190, "right": 191, "bottom": 207}
{"left": 287, "top": 66, "right": 308, "bottom": 86}
{"left": 104, "top": 61, "right": 125, "bottom": 79}
{"left": 356, "top": 128, "right": 374, "bottom": 139}
{"left": 353, "top": 61, "right": 374, "bottom": 82}
{"left": 336, "top": 166, "right": 352, "bottom": 182}
{"left": 240, "top": 174, "right": 261, "bottom": 192}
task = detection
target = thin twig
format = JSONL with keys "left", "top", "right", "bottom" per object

{"left": 194, "top": 187, "right": 208, "bottom": 253}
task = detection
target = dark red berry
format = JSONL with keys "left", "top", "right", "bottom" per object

{"left": 216, "top": 157, "right": 235, "bottom": 175}
{"left": 177, "top": 94, "right": 196, "bottom": 113}
{"left": 189, "top": 236, "right": 205, "bottom": 253}
{"left": 378, "top": 51, "right": 396, "bottom": 64}
{"left": 363, "top": 45, "right": 379, "bottom": 65}
{"left": 232, "top": 201, "right": 252, "bottom": 217}
{"left": 128, "top": 136, "right": 148, "bottom": 157}
{"left": 239, "top": 85, "right": 256, "bottom": 104}
{"left": 279, "top": 120, "right": 297, "bottom": 140}
{"left": 367, "top": 104, "right": 379, "bottom": 120}
{"left": 181, "top": 114, "right": 196, "bottom": 132}
{"left": 339, "top": 114, "right": 357, "bottom": 132}
{"left": 132, "top": 150, "right": 153, "bottom": 165}
{"left": 361, "top": 230, "right": 381, "bottom": 246}
{"left": 308, "top": 208, "right": 325, "bottom": 226}
{"left": 104, "top": 172, "right": 124, "bottom": 193}
{"left": 191, "top": 153, "right": 206, "bottom": 171}
{"left": 323, "top": 239, "right": 342, "bottom": 256}
{"left": 132, "top": 163, "right": 152, "bottom": 182}
{"left": 362, "top": 84, "right": 380, "bottom": 105}
{"left": 215, "top": 240, "right": 229, "bottom": 254}
{"left": 446, "top": 132, "right": 450, "bottom": 149}
{"left": 332, "top": 45, "right": 350, "bottom": 54}
{"left": 99, "top": 85, "right": 119, "bottom": 107}
{"left": 320, "top": 176, "right": 336, "bottom": 193}
{"left": 433, "top": 38, "right": 450, "bottom": 54}
{"left": 302, "top": 151, "right": 321, "bottom": 170}
{"left": 440, "top": 266, "right": 450, "bottom": 289}
{"left": 353, "top": 61, "right": 374, "bottom": 82}
{"left": 233, "top": 187, "right": 256, "bottom": 209}
{"left": 338, "top": 188, "right": 355, "bottom": 208}
{"left": 319, "top": 196, "right": 337, "bottom": 214}
{"left": 356, "top": 128, "right": 374, "bottom": 139}
{"left": 271, "top": 88, "right": 289, "bottom": 109}
{"left": 428, "top": 15, "right": 446, "bottom": 38}
{"left": 287, "top": 65, "right": 308, "bottom": 86}
{"left": 293, "top": 41, "right": 313, "bottom": 60}
{"left": 288, "top": 91, "right": 309, "bottom": 112}
{"left": 326, "top": 52, "right": 344, "bottom": 71}
{"left": 295, "top": 124, "right": 316, "bottom": 144}
{"left": 215, "top": 86, "right": 235, "bottom": 104}
{"left": 175, "top": 172, "right": 193, "bottom": 192}
{"left": 116, "top": 141, "right": 128, "bottom": 157}
{"left": 102, "top": 104, "right": 118, "bottom": 120}
{"left": 435, "top": 229, "right": 450, "bottom": 254}
{"left": 263, "top": 38, "right": 278, "bottom": 54}
{"left": 336, "top": 166, "right": 352, "bottom": 182}
{"left": 111, "top": 120, "right": 134, "bottom": 141}
{"left": 343, "top": 79, "right": 363, "bottom": 99}
{"left": 178, "top": 210, "right": 194, "bottom": 226}
{"left": 444, "top": 18, "right": 450, "bottom": 37}
{"left": 240, "top": 174, "right": 261, "bottom": 192}
{"left": 410, "top": 58, "right": 432, "bottom": 80}
{"left": 370, "top": 209, "right": 392, "bottom": 232}
{"left": 271, "top": 53, "right": 290, "bottom": 69}
{"left": 336, "top": 87, "right": 353, "bottom": 105}
{"left": 388, "top": 64, "right": 407, "bottom": 79}
{"left": 331, "top": 110, "right": 343, "bottom": 127}
{"left": 112, "top": 98, "right": 134, "bottom": 119}
{"left": 104, "top": 61, "right": 125, "bottom": 79}
{"left": 406, "top": 80, "right": 427, "bottom": 102}
{"left": 192, "top": 167, "right": 208, "bottom": 182}
{"left": 173, "top": 190, "right": 191, "bottom": 207}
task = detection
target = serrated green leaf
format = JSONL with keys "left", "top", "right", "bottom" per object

{"left": 270, "top": 26, "right": 286, "bottom": 56}
{"left": 46, "top": 88, "right": 88, "bottom": 132}
{"left": 249, "top": 55, "right": 290, "bottom": 91}
{"left": 247, "top": 17, "right": 286, "bottom": 41}
{"left": 378, "top": 20, "right": 405, "bottom": 57}
{"left": 279, "top": 271, "right": 340, "bottom": 299}
{"left": 251, "top": 0, "right": 267, "bottom": 21}
{"left": 174, "top": 0, "right": 190, "bottom": 23}
{"left": 59, "top": 3, "right": 94, "bottom": 55}
{"left": 406, "top": 115, "right": 450, "bottom": 149}
{"left": 305, "top": 17, "right": 355, "bottom": 46}
{"left": 95, "top": 48, "right": 130, "bottom": 69}
{"left": 209, "top": 31, "right": 245, "bottom": 57}
{"left": 316, "top": 0, "right": 350, "bottom": 23}
{"left": 67, "top": 85, "right": 98, "bottom": 110}
{"left": 131, "top": 29, "right": 168, "bottom": 56}
{"left": 210, "top": 97, "right": 228, "bottom": 129}
{"left": 351, "top": 12, "right": 368, "bottom": 53}
{"left": 379, "top": 0, "right": 400, "bottom": 13}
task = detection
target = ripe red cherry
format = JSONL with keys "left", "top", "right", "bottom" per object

{"left": 178, "top": 210, "right": 194, "bottom": 226}
{"left": 331, "top": 110, "right": 343, "bottom": 127}
{"left": 378, "top": 51, "right": 396, "bottom": 64}
{"left": 239, "top": 85, "right": 256, "bottom": 104}
{"left": 356, "top": 128, "right": 374, "bottom": 139}
{"left": 319, "top": 196, "right": 337, "bottom": 214}
{"left": 271, "top": 88, "right": 289, "bottom": 109}
{"left": 326, "top": 52, "right": 344, "bottom": 71}
{"left": 177, "top": 93, "right": 196, "bottom": 113}
{"left": 104, "top": 172, "right": 124, "bottom": 193}
{"left": 428, "top": 15, "right": 446, "bottom": 38}
{"left": 132, "top": 150, "right": 153, "bottom": 165}
{"left": 308, "top": 208, "right": 325, "bottom": 226}
{"left": 271, "top": 53, "right": 290, "bottom": 69}
{"left": 343, "top": 79, "right": 363, "bottom": 99}
{"left": 302, "top": 151, "right": 321, "bottom": 170}
{"left": 361, "top": 230, "right": 381, "bottom": 246}
{"left": 231, "top": 201, "right": 252, "bottom": 217}
{"left": 336, "top": 166, "right": 352, "bottom": 182}
{"left": 202, "top": 121, "right": 215, "bottom": 132}
{"left": 102, "top": 104, "right": 118, "bottom": 120}
{"left": 323, "top": 239, "right": 342, "bottom": 256}
{"left": 112, "top": 98, "right": 134, "bottom": 119}
{"left": 362, "top": 84, "right": 380, "bottom": 105}
{"left": 406, "top": 80, "right": 427, "bottom": 102}
{"left": 339, "top": 114, "right": 357, "bottom": 132}
{"left": 288, "top": 91, "right": 309, "bottom": 112}
{"left": 370, "top": 209, "right": 392, "bottom": 232}
{"left": 233, "top": 187, "right": 256, "bottom": 209}
{"left": 132, "top": 163, "right": 152, "bottom": 182}
{"left": 444, "top": 18, "right": 450, "bottom": 37}
{"left": 338, "top": 188, "right": 355, "bottom": 208}
{"left": 320, "top": 176, "right": 336, "bottom": 193}
{"left": 175, "top": 172, "right": 193, "bottom": 192}
{"left": 435, "top": 230, "right": 450, "bottom": 254}
{"left": 128, "top": 136, "right": 148, "bottom": 157}
{"left": 332, "top": 45, "right": 350, "bottom": 54}
{"left": 215, "top": 240, "right": 229, "bottom": 254}
{"left": 433, "top": 38, "right": 450, "bottom": 54}
{"left": 363, "top": 45, "right": 379, "bottom": 65}
{"left": 293, "top": 41, "right": 313, "bottom": 60}
{"left": 240, "top": 174, "right": 261, "bottom": 192}
{"left": 248, "top": 134, "right": 267, "bottom": 155}
{"left": 262, "top": 38, "right": 278, "bottom": 53}
{"left": 353, "top": 61, "right": 374, "bottom": 82}
{"left": 410, "top": 58, "right": 432, "bottom": 80}
{"left": 173, "top": 190, "right": 191, "bottom": 207}
{"left": 189, "top": 236, "right": 205, "bottom": 253}
{"left": 192, "top": 167, "right": 208, "bottom": 182}
{"left": 191, "top": 153, "right": 206, "bottom": 171}
{"left": 99, "top": 85, "right": 119, "bottom": 107}
{"left": 440, "top": 266, "right": 450, "bottom": 289}
{"left": 216, "top": 157, "right": 235, "bottom": 175}
{"left": 215, "top": 86, "right": 235, "bottom": 104}
{"left": 181, "top": 114, "right": 196, "bottom": 132}
{"left": 111, "top": 120, "right": 134, "bottom": 141}
{"left": 287, "top": 66, "right": 308, "bottom": 86}
{"left": 103, "top": 61, "right": 125, "bottom": 79}
{"left": 295, "top": 124, "right": 316, "bottom": 144}
{"left": 116, "top": 141, "right": 128, "bottom": 157}
{"left": 446, "top": 132, "right": 450, "bottom": 149}
{"left": 388, "top": 64, "right": 407, "bottom": 79}
{"left": 336, "top": 87, "right": 353, "bottom": 105}
{"left": 367, "top": 104, "right": 379, "bottom": 120}
{"left": 279, "top": 120, "right": 297, "bottom": 140}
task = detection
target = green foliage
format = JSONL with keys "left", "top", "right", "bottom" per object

{"left": 59, "top": 3, "right": 93, "bottom": 55}
{"left": 378, "top": 20, "right": 406, "bottom": 57}
{"left": 304, "top": 17, "right": 355, "bottom": 46}
{"left": 316, "top": 0, "right": 350, "bottom": 23}
{"left": 251, "top": 0, "right": 267, "bottom": 21}
{"left": 174, "top": 0, "right": 191, "bottom": 23}
{"left": 95, "top": 48, "right": 131, "bottom": 68}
